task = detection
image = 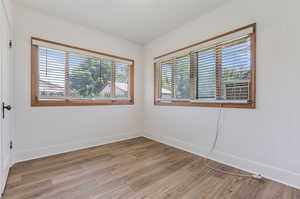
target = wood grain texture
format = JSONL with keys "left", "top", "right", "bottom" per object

{"left": 3, "top": 137, "right": 299, "bottom": 199}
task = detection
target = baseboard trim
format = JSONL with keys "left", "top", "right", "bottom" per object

{"left": 143, "top": 132, "right": 300, "bottom": 190}
{"left": 13, "top": 132, "right": 141, "bottom": 164}
{"left": 0, "top": 160, "right": 10, "bottom": 195}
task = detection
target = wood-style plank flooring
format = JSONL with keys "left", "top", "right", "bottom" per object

{"left": 3, "top": 137, "right": 300, "bottom": 199}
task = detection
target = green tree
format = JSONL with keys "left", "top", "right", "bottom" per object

{"left": 222, "top": 67, "right": 250, "bottom": 82}
{"left": 70, "top": 57, "right": 112, "bottom": 98}
{"left": 175, "top": 61, "right": 189, "bottom": 99}
{"left": 115, "top": 63, "right": 129, "bottom": 83}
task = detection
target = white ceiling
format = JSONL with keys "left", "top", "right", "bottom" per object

{"left": 13, "top": 0, "right": 230, "bottom": 44}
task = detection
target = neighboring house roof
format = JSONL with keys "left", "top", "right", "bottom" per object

{"left": 40, "top": 80, "right": 129, "bottom": 96}
{"left": 161, "top": 88, "right": 171, "bottom": 94}
{"left": 100, "top": 82, "right": 128, "bottom": 96}
{"left": 115, "top": 82, "right": 128, "bottom": 92}
{"left": 39, "top": 80, "right": 64, "bottom": 92}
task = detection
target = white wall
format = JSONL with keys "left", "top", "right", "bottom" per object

{"left": 13, "top": 5, "right": 144, "bottom": 162}
{"left": 2, "top": 0, "right": 13, "bottom": 27}
{"left": 143, "top": 0, "right": 300, "bottom": 189}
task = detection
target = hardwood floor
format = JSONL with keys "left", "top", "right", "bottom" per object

{"left": 3, "top": 137, "right": 300, "bottom": 199}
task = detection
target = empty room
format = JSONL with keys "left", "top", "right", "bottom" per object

{"left": 0, "top": 0, "right": 300, "bottom": 198}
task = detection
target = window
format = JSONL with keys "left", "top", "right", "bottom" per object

{"left": 154, "top": 24, "right": 256, "bottom": 108}
{"left": 31, "top": 37, "right": 134, "bottom": 106}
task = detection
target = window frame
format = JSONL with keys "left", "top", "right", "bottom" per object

{"left": 31, "top": 37, "right": 134, "bottom": 106}
{"left": 154, "top": 23, "right": 256, "bottom": 109}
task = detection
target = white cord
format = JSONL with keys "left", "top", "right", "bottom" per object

{"left": 209, "top": 107, "right": 223, "bottom": 154}
{"left": 205, "top": 106, "right": 261, "bottom": 179}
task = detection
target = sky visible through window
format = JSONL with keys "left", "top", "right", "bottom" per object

{"left": 39, "top": 47, "right": 65, "bottom": 88}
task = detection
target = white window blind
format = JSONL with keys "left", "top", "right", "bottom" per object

{"left": 154, "top": 24, "right": 255, "bottom": 107}
{"left": 159, "top": 61, "right": 173, "bottom": 100}
{"left": 115, "top": 62, "right": 130, "bottom": 99}
{"left": 34, "top": 39, "right": 133, "bottom": 102}
{"left": 197, "top": 48, "right": 216, "bottom": 100}
{"left": 39, "top": 47, "right": 65, "bottom": 98}
{"left": 196, "top": 36, "right": 251, "bottom": 103}
{"left": 158, "top": 56, "right": 190, "bottom": 101}
{"left": 220, "top": 37, "right": 251, "bottom": 101}
{"left": 175, "top": 56, "right": 190, "bottom": 100}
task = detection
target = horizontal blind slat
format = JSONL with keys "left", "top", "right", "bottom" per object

{"left": 160, "top": 62, "right": 173, "bottom": 99}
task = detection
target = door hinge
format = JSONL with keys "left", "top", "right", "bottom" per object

{"left": 9, "top": 40, "right": 12, "bottom": 48}
{"left": 10, "top": 141, "right": 13, "bottom": 149}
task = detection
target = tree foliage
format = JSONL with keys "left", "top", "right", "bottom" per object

{"left": 222, "top": 67, "right": 250, "bottom": 82}
{"left": 69, "top": 58, "right": 112, "bottom": 97}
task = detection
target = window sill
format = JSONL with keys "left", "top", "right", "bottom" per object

{"left": 154, "top": 100, "right": 255, "bottom": 109}
{"left": 31, "top": 99, "right": 134, "bottom": 107}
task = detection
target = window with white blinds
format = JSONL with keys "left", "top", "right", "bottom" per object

{"left": 154, "top": 24, "right": 256, "bottom": 108}
{"left": 175, "top": 56, "right": 190, "bottom": 99}
{"left": 159, "top": 61, "right": 173, "bottom": 100}
{"left": 197, "top": 48, "right": 216, "bottom": 100}
{"left": 31, "top": 38, "right": 134, "bottom": 106}
{"left": 196, "top": 36, "right": 251, "bottom": 102}
{"left": 115, "top": 62, "right": 130, "bottom": 98}
{"left": 39, "top": 47, "right": 65, "bottom": 98}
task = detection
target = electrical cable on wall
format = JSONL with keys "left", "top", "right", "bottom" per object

{"left": 205, "top": 106, "right": 263, "bottom": 179}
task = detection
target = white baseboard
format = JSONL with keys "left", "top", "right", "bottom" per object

{"left": 13, "top": 132, "right": 141, "bottom": 164}
{"left": 143, "top": 132, "right": 300, "bottom": 190}
{"left": 0, "top": 157, "right": 10, "bottom": 195}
